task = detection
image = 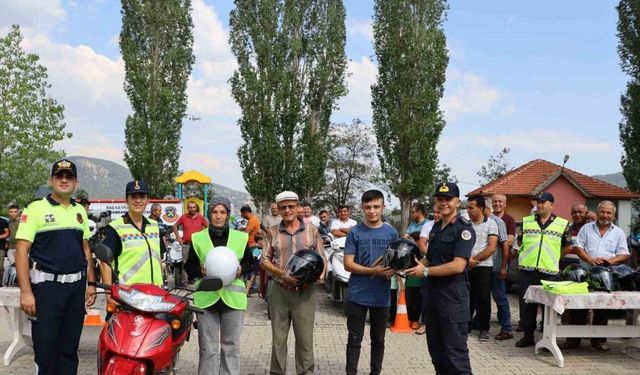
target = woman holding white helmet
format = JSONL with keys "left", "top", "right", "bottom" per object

{"left": 184, "top": 196, "right": 253, "bottom": 375}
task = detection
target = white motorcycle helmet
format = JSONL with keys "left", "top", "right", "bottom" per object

{"left": 87, "top": 219, "right": 97, "bottom": 238}
{"left": 204, "top": 246, "right": 239, "bottom": 286}
{"left": 169, "top": 232, "right": 177, "bottom": 241}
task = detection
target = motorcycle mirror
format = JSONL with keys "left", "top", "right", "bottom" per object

{"left": 93, "top": 244, "right": 114, "bottom": 264}
{"left": 197, "top": 277, "right": 223, "bottom": 292}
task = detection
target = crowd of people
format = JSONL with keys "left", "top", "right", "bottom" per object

{"left": 3, "top": 158, "right": 640, "bottom": 375}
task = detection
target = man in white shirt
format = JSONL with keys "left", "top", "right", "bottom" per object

{"left": 331, "top": 205, "right": 357, "bottom": 238}
{"left": 418, "top": 209, "right": 440, "bottom": 255}
{"left": 466, "top": 195, "right": 498, "bottom": 342}
{"left": 562, "top": 200, "right": 630, "bottom": 352}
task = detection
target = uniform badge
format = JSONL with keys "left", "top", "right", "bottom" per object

{"left": 134, "top": 180, "right": 140, "bottom": 190}
{"left": 461, "top": 230, "right": 472, "bottom": 241}
{"left": 20, "top": 214, "right": 28, "bottom": 223}
{"left": 44, "top": 214, "right": 55, "bottom": 223}
{"left": 438, "top": 183, "right": 449, "bottom": 193}
{"left": 76, "top": 213, "right": 84, "bottom": 224}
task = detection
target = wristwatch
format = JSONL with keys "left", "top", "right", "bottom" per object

{"left": 422, "top": 267, "right": 429, "bottom": 278}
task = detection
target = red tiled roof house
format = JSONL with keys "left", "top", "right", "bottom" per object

{"left": 467, "top": 159, "right": 639, "bottom": 234}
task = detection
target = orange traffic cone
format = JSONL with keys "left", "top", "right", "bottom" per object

{"left": 390, "top": 289, "right": 413, "bottom": 333}
{"left": 84, "top": 308, "right": 106, "bottom": 327}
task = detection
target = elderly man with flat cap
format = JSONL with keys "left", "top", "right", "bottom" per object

{"left": 406, "top": 182, "right": 475, "bottom": 375}
{"left": 515, "top": 191, "right": 572, "bottom": 348}
{"left": 260, "top": 191, "right": 326, "bottom": 375}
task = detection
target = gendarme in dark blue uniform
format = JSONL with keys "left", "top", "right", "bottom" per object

{"left": 424, "top": 182, "right": 475, "bottom": 375}
{"left": 15, "top": 159, "right": 93, "bottom": 375}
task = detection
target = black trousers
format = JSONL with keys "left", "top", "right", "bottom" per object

{"left": 389, "top": 289, "right": 398, "bottom": 323}
{"left": 346, "top": 301, "right": 389, "bottom": 375}
{"left": 32, "top": 278, "right": 86, "bottom": 375}
{"left": 518, "top": 270, "right": 556, "bottom": 336}
{"left": 405, "top": 286, "right": 422, "bottom": 323}
{"left": 425, "top": 280, "right": 472, "bottom": 375}
{"left": 469, "top": 267, "right": 492, "bottom": 331}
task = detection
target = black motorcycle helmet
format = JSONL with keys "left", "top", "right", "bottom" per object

{"left": 284, "top": 249, "right": 324, "bottom": 286}
{"left": 635, "top": 267, "right": 640, "bottom": 292}
{"left": 382, "top": 239, "right": 421, "bottom": 272}
{"left": 586, "top": 266, "right": 615, "bottom": 292}
{"left": 610, "top": 264, "right": 636, "bottom": 291}
{"left": 561, "top": 263, "right": 587, "bottom": 283}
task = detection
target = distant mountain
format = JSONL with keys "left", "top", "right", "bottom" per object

{"left": 591, "top": 171, "right": 627, "bottom": 189}
{"left": 66, "top": 156, "right": 251, "bottom": 211}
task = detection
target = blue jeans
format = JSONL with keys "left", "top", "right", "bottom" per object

{"left": 492, "top": 272, "right": 512, "bottom": 332}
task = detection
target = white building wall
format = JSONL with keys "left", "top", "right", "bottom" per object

{"left": 617, "top": 200, "right": 632, "bottom": 235}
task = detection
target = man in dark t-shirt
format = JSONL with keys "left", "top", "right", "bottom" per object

{"left": 344, "top": 190, "right": 398, "bottom": 375}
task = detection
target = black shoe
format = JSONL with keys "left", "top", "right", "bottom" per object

{"left": 515, "top": 336, "right": 535, "bottom": 348}
{"left": 515, "top": 324, "right": 523, "bottom": 332}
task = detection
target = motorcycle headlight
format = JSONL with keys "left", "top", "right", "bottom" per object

{"left": 118, "top": 288, "right": 177, "bottom": 313}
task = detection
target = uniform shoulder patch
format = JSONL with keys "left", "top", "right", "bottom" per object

{"left": 461, "top": 230, "right": 472, "bottom": 241}
{"left": 458, "top": 215, "right": 471, "bottom": 225}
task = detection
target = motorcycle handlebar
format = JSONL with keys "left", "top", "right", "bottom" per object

{"left": 187, "top": 305, "right": 205, "bottom": 314}
{"left": 88, "top": 281, "right": 112, "bottom": 290}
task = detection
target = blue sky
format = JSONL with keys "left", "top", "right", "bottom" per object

{"left": 0, "top": 0, "right": 627, "bottom": 198}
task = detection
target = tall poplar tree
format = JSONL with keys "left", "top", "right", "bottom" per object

{"left": 120, "top": 0, "right": 194, "bottom": 198}
{"left": 618, "top": 0, "right": 640, "bottom": 193}
{"left": 229, "top": 0, "right": 347, "bottom": 210}
{"left": 372, "top": 0, "right": 449, "bottom": 231}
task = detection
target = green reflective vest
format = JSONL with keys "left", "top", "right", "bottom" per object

{"left": 109, "top": 217, "right": 163, "bottom": 286}
{"left": 518, "top": 215, "right": 569, "bottom": 275}
{"left": 192, "top": 228, "right": 248, "bottom": 310}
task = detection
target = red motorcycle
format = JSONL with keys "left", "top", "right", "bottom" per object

{"left": 91, "top": 244, "right": 221, "bottom": 374}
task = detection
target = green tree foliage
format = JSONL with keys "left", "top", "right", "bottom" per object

{"left": 229, "top": 0, "right": 348, "bottom": 210}
{"left": 372, "top": 0, "right": 449, "bottom": 231}
{"left": 477, "top": 147, "right": 512, "bottom": 184}
{"left": 0, "top": 25, "right": 70, "bottom": 207}
{"left": 315, "top": 119, "right": 378, "bottom": 214}
{"left": 618, "top": 0, "right": 640, "bottom": 193}
{"left": 120, "top": 0, "right": 195, "bottom": 198}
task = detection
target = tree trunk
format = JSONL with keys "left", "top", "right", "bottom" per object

{"left": 400, "top": 197, "right": 412, "bottom": 235}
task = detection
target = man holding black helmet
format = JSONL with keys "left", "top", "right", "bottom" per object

{"left": 260, "top": 191, "right": 325, "bottom": 375}
{"left": 561, "top": 200, "right": 629, "bottom": 352}
{"left": 343, "top": 190, "right": 398, "bottom": 375}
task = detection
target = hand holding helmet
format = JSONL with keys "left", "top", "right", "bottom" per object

{"left": 204, "top": 247, "right": 240, "bottom": 286}
{"left": 382, "top": 239, "right": 421, "bottom": 276}
{"left": 284, "top": 249, "right": 324, "bottom": 287}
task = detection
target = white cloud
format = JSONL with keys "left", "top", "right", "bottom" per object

{"left": 0, "top": 0, "right": 66, "bottom": 33}
{"left": 335, "top": 56, "right": 377, "bottom": 119}
{"left": 186, "top": 0, "right": 239, "bottom": 117}
{"left": 22, "top": 34, "right": 126, "bottom": 103}
{"left": 501, "top": 104, "right": 516, "bottom": 117}
{"left": 442, "top": 69, "right": 501, "bottom": 123}
{"left": 181, "top": 152, "right": 222, "bottom": 171}
{"left": 474, "top": 130, "right": 613, "bottom": 154}
{"left": 347, "top": 19, "right": 373, "bottom": 42}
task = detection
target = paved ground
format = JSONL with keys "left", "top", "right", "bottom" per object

{"left": 1, "top": 286, "right": 639, "bottom": 374}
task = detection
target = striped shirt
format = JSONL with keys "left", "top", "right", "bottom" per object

{"left": 489, "top": 214, "right": 508, "bottom": 272}
{"left": 262, "top": 218, "right": 325, "bottom": 282}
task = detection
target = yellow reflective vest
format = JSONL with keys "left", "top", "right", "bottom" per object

{"left": 518, "top": 215, "right": 569, "bottom": 275}
{"left": 109, "top": 217, "right": 163, "bottom": 286}
{"left": 192, "top": 228, "right": 248, "bottom": 310}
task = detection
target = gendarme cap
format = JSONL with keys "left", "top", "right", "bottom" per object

{"left": 125, "top": 180, "right": 150, "bottom": 196}
{"left": 535, "top": 191, "right": 554, "bottom": 203}
{"left": 51, "top": 159, "right": 77, "bottom": 177}
{"left": 434, "top": 182, "right": 460, "bottom": 198}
